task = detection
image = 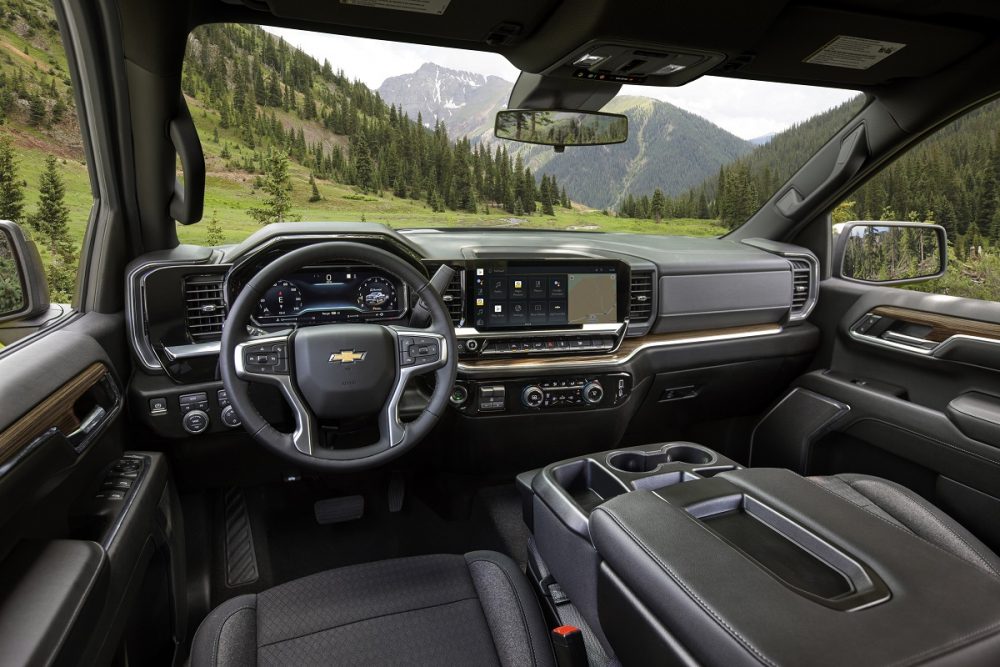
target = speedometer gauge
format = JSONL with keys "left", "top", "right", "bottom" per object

{"left": 357, "top": 276, "right": 397, "bottom": 311}
{"left": 259, "top": 280, "right": 304, "bottom": 318}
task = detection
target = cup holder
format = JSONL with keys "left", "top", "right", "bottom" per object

{"left": 608, "top": 444, "right": 715, "bottom": 473}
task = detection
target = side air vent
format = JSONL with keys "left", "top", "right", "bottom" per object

{"left": 789, "top": 257, "right": 817, "bottom": 320}
{"left": 629, "top": 271, "right": 654, "bottom": 323}
{"left": 441, "top": 267, "right": 464, "bottom": 327}
{"left": 184, "top": 275, "right": 226, "bottom": 342}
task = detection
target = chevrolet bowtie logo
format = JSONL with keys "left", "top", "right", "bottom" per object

{"left": 329, "top": 349, "right": 367, "bottom": 364}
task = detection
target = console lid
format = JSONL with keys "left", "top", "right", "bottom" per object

{"left": 590, "top": 468, "right": 1000, "bottom": 666}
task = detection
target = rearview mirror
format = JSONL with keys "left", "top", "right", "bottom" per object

{"left": 0, "top": 220, "right": 50, "bottom": 324}
{"left": 495, "top": 109, "right": 628, "bottom": 149}
{"left": 833, "top": 221, "right": 947, "bottom": 285}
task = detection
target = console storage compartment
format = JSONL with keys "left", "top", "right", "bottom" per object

{"left": 590, "top": 468, "right": 1000, "bottom": 666}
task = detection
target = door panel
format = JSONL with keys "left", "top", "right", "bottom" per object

{"left": 752, "top": 277, "right": 1000, "bottom": 555}
{"left": 0, "top": 316, "right": 187, "bottom": 665}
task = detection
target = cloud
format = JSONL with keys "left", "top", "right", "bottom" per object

{"left": 266, "top": 27, "right": 858, "bottom": 141}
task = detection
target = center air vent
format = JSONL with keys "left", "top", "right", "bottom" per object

{"left": 184, "top": 275, "right": 226, "bottom": 342}
{"left": 629, "top": 271, "right": 654, "bottom": 323}
{"left": 441, "top": 267, "right": 464, "bottom": 327}
{"left": 789, "top": 258, "right": 817, "bottom": 320}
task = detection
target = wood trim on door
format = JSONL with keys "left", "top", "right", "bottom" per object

{"left": 872, "top": 306, "right": 1000, "bottom": 343}
{"left": 0, "top": 362, "right": 109, "bottom": 466}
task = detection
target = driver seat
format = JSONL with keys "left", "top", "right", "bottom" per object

{"left": 190, "top": 551, "right": 555, "bottom": 666}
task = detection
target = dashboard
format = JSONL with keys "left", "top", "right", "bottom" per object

{"left": 124, "top": 222, "right": 821, "bottom": 444}
{"left": 252, "top": 266, "right": 406, "bottom": 327}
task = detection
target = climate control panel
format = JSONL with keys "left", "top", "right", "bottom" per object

{"left": 450, "top": 373, "right": 631, "bottom": 416}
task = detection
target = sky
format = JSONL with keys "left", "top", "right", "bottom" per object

{"left": 266, "top": 27, "right": 858, "bottom": 141}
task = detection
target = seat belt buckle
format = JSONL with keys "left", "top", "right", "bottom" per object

{"left": 551, "top": 625, "right": 588, "bottom": 667}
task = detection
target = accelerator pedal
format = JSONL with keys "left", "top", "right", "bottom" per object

{"left": 388, "top": 471, "right": 406, "bottom": 513}
{"left": 314, "top": 495, "right": 365, "bottom": 525}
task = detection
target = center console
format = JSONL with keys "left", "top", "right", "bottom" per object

{"left": 522, "top": 444, "right": 1000, "bottom": 666}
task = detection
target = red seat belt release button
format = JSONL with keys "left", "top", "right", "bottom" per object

{"left": 551, "top": 625, "right": 587, "bottom": 667}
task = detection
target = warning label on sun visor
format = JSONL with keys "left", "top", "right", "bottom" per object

{"left": 340, "top": 0, "right": 451, "bottom": 15}
{"left": 804, "top": 36, "right": 906, "bottom": 70}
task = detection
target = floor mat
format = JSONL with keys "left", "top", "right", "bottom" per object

{"left": 228, "top": 478, "right": 528, "bottom": 590}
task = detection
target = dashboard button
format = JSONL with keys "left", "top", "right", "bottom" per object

{"left": 149, "top": 397, "right": 167, "bottom": 415}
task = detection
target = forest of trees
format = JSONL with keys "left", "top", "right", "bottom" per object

{"left": 183, "top": 24, "right": 573, "bottom": 218}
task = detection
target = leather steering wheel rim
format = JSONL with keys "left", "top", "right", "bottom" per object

{"left": 219, "top": 241, "right": 458, "bottom": 472}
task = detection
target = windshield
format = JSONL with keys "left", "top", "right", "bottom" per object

{"left": 179, "top": 24, "right": 860, "bottom": 244}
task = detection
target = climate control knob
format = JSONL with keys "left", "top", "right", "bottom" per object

{"left": 182, "top": 409, "right": 210, "bottom": 435}
{"left": 521, "top": 385, "right": 545, "bottom": 408}
{"left": 582, "top": 381, "right": 604, "bottom": 405}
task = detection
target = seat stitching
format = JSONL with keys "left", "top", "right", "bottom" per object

{"left": 887, "top": 617, "right": 1000, "bottom": 666}
{"left": 808, "top": 479, "right": 1000, "bottom": 575}
{"left": 256, "top": 596, "right": 479, "bottom": 649}
{"left": 467, "top": 558, "right": 537, "bottom": 666}
{"left": 593, "top": 507, "right": 776, "bottom": 667}
{"left": 210, "top": 604, "right": 256, "bottom": 667}
{"left": 851, "top": 478, "right": 1000, "bottom": 579}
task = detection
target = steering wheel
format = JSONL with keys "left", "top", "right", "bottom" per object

{"left": 219, "top": 242, "right": 458, "bottom": 472}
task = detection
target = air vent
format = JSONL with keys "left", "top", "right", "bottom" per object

{"left": 184, "top": 275, "right": 226, "bottom": 342}
{"left": 789, "top": 258, "right": 816, "bottom": 319}
{"left": 629, "top": 271, "right": 654, "bottom": 323}
{"left": 441, "top": 267, "right": 464, "bottom": 327}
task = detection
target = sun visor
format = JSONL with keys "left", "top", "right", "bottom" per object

{"left": 507, "top": 72, "right": 620, "bottom": 112}
{"left": 739, "top": 6, "right": 986, "bottom": 88}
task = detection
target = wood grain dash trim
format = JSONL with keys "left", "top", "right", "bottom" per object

{"left": 872, "top": 306, "right": 1000, "bottom": 343}
{"left": 0, "top": 362, "right": 108, "bottom": 466}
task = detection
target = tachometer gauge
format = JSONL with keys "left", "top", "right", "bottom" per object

{"left": 259, "top": 279, "right": 304, "bottom": 318}
{"left": 357, "top": 276, "right": 397, "bottom": 311}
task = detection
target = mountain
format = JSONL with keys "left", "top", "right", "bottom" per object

{"left": 378, "top": 63, "right": 509, "bottom": 141}
{"left": 527, "top": 96, "right": 753, "bottom": 210}
{"left": 379, "top": 64, "right": 754, "bottom": 210}
{"left": 749, "top": 133, "right": 776, "bottom": 145}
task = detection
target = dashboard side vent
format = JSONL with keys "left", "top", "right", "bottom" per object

{"left": 629, "top": 271, "right": 654, "bottom": 323}
{"left": 441, "top": 267, "right": 464, "bottom": 327}
{"left": 789, "top": 258, "right": 817, "bottom": 319}
{"left": 184, "top": 275, "right": 226, "bottom": 342}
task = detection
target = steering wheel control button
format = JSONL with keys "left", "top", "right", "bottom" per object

{"left": 149, "top": 397, "right": 168, "bottom": 415}
{"left": 243, "top": 341, "right": 289, "bottom": 374}
{"left": 182, "top": 409, "right": 210, "bottom": 434}
{"left": 221, "top": 405, "right": 242, "bottom": 428}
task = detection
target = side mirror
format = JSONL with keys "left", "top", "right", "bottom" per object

{"left": 0, "top": 220, "right": 50, "bottom": 324}
{"left": 833, "top": 221, "right": 947, "bottom": 285}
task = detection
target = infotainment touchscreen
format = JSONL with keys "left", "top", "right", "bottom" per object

{"left": 467, "top": 262, "right": 625, "bottom": 330}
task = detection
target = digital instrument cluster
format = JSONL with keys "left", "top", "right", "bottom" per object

{"left": 252, "top": 267, "right": 406, "bottom": 327}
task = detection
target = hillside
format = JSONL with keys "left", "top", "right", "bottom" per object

{"left": 0, "top": 3, "right": 725, "bottom": 276}
{"left": 378, "top": 65, "right": 754, "bottom": 210}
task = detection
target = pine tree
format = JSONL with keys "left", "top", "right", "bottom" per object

{"left": 29, "top": 156, "right": 72, "bottom": 257}
{"left": 352, "top": 136, "right": 376, "bottom": 193}
{"left": 651, "top": 188, "right": 666, "bottom": 223}
{"left": 248, "top": 151, "right": 298, "bottom": 224}
{"left": 308, "top": 173, "right": 322, "bottom": 202}
{"left": 0, "top": 136, "right": 25, "bottom": 225}
{"left": 205, "top": 210, "right": 225, "bottom": 245}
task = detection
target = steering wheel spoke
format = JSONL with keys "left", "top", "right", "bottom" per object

{"left": 379, "top": 328, "right": 449, "bottom": 447}
{"left": 234, "top": 332, "right": 319, "bottom": 456}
